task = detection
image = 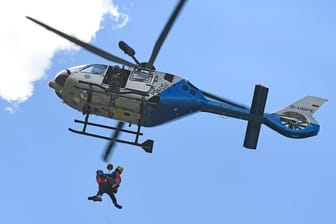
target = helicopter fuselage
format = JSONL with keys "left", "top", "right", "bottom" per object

{"left": 49, "top": 64, "right": 207, "bottom": 127}
{"left": 47, "top": 61, "right": 327, "bottom": 153}
{"left": 49, "top": 63, "right": 323, "bottom": 146}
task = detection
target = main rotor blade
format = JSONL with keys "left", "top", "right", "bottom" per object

{"left": 200, "top": 90, "right": 249, "bottom": 110}
{"left": 146, "top": 0, "right": 187, "bottom": 69}
{"left": 26, "top": 16, "right": 135, "bottom": 67}
{"left": 103, "top": 121, "right": 125, "bottom": 162}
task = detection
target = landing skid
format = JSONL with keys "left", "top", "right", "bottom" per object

{"left": 68, "top": 115, "right": 154, "bottom": 153}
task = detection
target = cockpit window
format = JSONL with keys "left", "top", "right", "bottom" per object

{"left": 67, "top": 65, "right": 88, "bottom": 72}
{"left": 130, "top": 71, "right": 153, "bottom": 83}
{"left": 81, "top": 64, "right": 107, "bottom": 75}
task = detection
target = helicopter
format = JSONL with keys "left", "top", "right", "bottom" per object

{"left": 27, "top": 0, "right": 326, "bottom": 162}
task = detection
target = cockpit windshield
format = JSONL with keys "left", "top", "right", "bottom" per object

{"left": 68, "top": 64, "right": 88, "bottom": 72}
{"left": 80, "top": 64, "right": 107, "bottom": 75}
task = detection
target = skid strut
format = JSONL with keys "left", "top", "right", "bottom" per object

{"left": 68, "top": 115, "right": 153, "bottom": 153}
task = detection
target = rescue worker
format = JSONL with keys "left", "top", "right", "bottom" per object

{"left": 88, "top": 165, "right": 124, "bottom": 209}
{"left": 88, "top": 163, "right": 113, "bottom": 201}
{"left": 108, "top": 66, "right": 122, "bottom": 92}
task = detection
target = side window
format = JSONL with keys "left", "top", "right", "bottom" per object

{"left": 130, "top": 71, "right": 153, "bottom": 83}
{"left": 125, "top": 70, "right": 154, "bottom": 92}
{"left": 81, "top": 64, "right": 107, "bottom": 75}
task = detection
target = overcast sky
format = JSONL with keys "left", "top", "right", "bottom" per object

{"left": 0, "top": 0, "right": 335, "bottom": 224}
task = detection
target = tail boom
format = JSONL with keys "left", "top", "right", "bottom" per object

{"left": 200, "top": 84, "right": 326, "bottom": 149}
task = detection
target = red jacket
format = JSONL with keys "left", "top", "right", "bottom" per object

{"left": 114, "top": 171, "right": 121, "bottom": 186}
{"left": 96, "top": 176, "right": 106, "bottom": 185}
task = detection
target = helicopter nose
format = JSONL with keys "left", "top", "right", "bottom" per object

{"left": 49, "top": 70, "right": 70, "bottom": 89}
{"left": 54, "top": 72, "right": 69, "bottom": 87}
{"left": 49, "top": 70, "right": 70, "bottom": 98}
{"left": 48, "top": 80, "right": 56, "bottom": 89}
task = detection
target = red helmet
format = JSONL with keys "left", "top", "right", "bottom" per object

{"left": 107, "top": 163, "right": 113, "bottom": 170}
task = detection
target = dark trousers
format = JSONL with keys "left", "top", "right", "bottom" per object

{"left": 97, "top": 182, "right": 118, "bottom": 205}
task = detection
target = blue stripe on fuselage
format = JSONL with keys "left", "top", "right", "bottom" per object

{"left": 142, "top": 80, "right": 206, "bottom": 127}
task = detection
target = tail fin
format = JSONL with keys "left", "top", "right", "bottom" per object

{"left": 262, "top": 95, "right": 327, "bottom": 140}
{"left": 274, "top": 96, "right": 327, "bottom": 124}
{"left": 244, "top": 93, "right": 327, "bottom": 149}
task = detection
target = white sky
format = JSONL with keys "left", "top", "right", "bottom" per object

{"left": 0, "top": 0, "right": 128, "bottom": 112}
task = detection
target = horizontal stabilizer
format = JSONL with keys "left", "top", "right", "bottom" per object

{"left": 243, "top": 85, "right": 269, "bottom": 149}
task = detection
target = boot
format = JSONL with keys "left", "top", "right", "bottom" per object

{"left": 88, "top": 195, "right": 102, "bottom": 201}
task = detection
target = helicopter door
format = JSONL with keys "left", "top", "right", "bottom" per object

{"left": 125, "top": 70, "right": 154, "bottom": 92}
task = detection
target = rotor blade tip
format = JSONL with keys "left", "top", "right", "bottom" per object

{"left": 26, "top": 16, "right": 34, "bottom": 21}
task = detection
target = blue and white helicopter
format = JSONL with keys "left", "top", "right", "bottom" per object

{"left": 27, "top": 0, "right": 326, "bottom": 161}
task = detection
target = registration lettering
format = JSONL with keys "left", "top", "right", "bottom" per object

{"left": 290, "top": 105, "right": 313, "bottom": 113}
{"left": 150, "top": 82, "right": 169, "bottom": 95}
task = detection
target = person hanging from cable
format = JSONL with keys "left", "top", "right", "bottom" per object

{"left": 88, "top": 163, "right": 113, "bottom": 201}
{"left": 88, "top": 164, "right": 123, "bottom": 209}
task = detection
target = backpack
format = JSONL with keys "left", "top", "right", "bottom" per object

{"left": 96, "top": 170, "right": 106, "bottom": 185}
